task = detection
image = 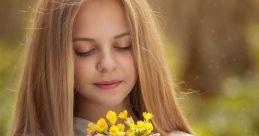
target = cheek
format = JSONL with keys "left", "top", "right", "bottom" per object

{"left": 117, "top": 53, "right": 137, "bottom": 79}
{"left": 74, "top": 59, "right": 94, "bottom": 84}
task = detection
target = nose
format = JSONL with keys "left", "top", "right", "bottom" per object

{"left": 96, "top": 49, "right": 117, "bottom": 73}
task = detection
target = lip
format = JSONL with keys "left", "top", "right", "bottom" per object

{"left": 94, "top": 80, "right": 122, "bottom": 89}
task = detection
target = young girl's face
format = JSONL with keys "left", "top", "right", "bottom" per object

{"left": 72, "top": 0, "right": 137, "bottom": 107}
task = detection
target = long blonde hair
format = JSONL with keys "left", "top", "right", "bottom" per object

{"left": 10, "top": 0, "right": 192, "bottom": 135}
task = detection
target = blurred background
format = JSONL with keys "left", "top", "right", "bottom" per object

{"left": 0, "top": 0, "right": 258, "bottom": 135}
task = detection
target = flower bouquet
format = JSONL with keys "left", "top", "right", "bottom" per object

{"left": 86, "top": 110, "right": 160, "bottom": 136}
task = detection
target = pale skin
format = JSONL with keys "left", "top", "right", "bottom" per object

{"left": 73, "top": 0, "right": 138, "bottom": 123}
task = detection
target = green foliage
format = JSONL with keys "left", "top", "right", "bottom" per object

{"left": 182, "top": 76, "right": 259, "bottom": 136}
{"left": 0, "top": 41, "right": 22, "bottom": 136}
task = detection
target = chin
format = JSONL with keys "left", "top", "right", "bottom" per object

{"left": 98, "top": 98, "right": 125, "bottom": 108}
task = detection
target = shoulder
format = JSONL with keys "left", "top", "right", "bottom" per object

{"left": 167, "top": 131, "right": 193, "bottom": 136}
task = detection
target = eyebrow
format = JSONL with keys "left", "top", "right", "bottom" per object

{"left": 72, "top": 31, "right": 130, "bottom": 43}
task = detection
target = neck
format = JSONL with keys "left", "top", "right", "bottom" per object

{"left": 74, "top": 94, "right": 138, "bottom": 123}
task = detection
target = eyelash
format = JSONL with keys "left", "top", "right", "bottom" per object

{"left": 76, "top": 45, "right": 132, "bottom": 57}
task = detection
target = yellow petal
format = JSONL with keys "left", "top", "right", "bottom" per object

{"left": 106, "top": 110, "right": 117, "bottom": 125}
{"left": 87, "top": 122, "right": 95, "bottom": 132}
{"left": 143, "top": 112, "right": 153, "bottom": 121}
{"left": 118, "top": 110, "right": 128, "bottom": 119}
{"left": 144, "top": 122, "right": 153, "bottom": 131}
{"left": 117, "top": 123, "right": 125, "bottom": 132}
{"left": 136, "top": 121, "right": 144, "bottom": 129}
{"left": 96, "top": 118, "right": 108, "bottom": 132}
{"left": 109, "top": 125, "right": 119, "bottom": 136}
{"left": 129, "top": 123, "right": 136, "bottom": 130}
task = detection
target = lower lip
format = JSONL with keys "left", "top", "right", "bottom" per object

{"left": 95, "top": 81, "right": 122, "bottom": 89}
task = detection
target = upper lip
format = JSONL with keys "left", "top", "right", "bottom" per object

{"left": 95, "top": 80, "right": 122, "bottom": 85}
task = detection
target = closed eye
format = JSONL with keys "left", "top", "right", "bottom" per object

{"left": 115, "top": 45, "right": 132, "bottom": 51}
{"left": 75, "top": 48, "right": 96, "bottom": 57}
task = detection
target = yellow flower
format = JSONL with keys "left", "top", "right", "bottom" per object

{"left": 136, "top": 121, "right": 145, "bottom": 129}
{"left": 129, "top": 123, "right": 136, "bottom": 130}
{"left": 143, "top": 112, "right": 153, "bottom": 121}
{"left": 118, "top": 110, "right": 128, "bottom": 119}
{"left": 117, "top": 123, "right": 125, "bottom": 132}
{"left": 96, "top": 118, "right": 108, "bottom": 132}
{"left": 85, "top": 110, "right": 159, "bottom": 136}
{"left": 87, "top": 122, "right": 95, "bottom": 133}
{"left": 109, "top": 125, "right": 119, "bottom": 136}
{"left": 106, "top": 110, "right": 117, "bottom": 125}
{"left": 144, "top": 122, "right": 153, "bottom": 131}
{"left": 126, "top": 130, "right": 133, "bottom": 136}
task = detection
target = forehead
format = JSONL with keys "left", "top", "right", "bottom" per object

{"left": 73, "top": 0, "right": 129, "bottom": 39}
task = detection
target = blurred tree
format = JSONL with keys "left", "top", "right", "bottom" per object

{"left": 150, "top": 0, "right": 259, "bottom": 92}
{"left": 0, "top": 0, "right": 33, "bottom": 42}
{"left": 0, "top": 0, "right": 35, "bottom": 135}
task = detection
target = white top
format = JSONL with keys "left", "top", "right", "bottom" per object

{"left": 73, "top": 117, "right": 192, "bottom": 136}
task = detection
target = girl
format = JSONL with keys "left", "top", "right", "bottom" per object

{"left": 9, "top": 0, "right": 193, "bottom": 136}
